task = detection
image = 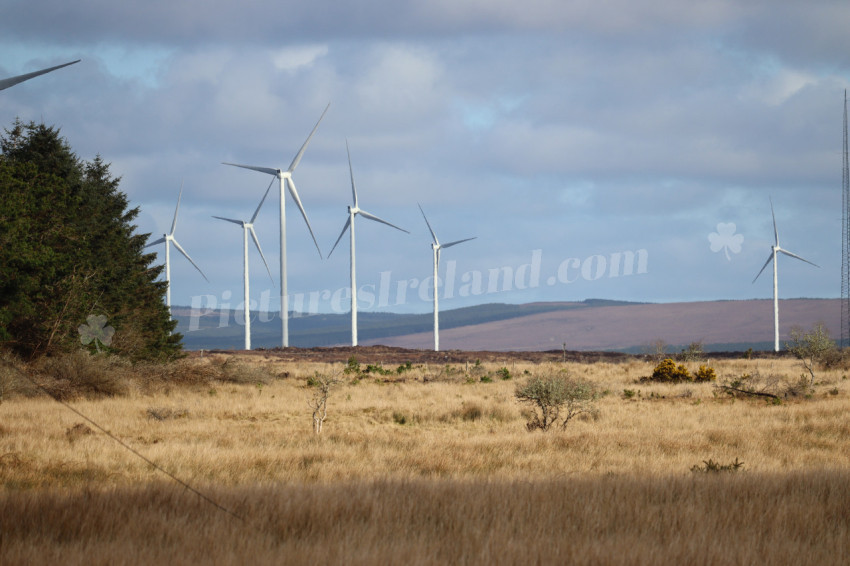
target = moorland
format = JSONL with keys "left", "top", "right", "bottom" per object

{"left": 1, "top": 348, "right": 848, "bottom": 565}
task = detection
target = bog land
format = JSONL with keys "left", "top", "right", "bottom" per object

{"left": 1, "top": 349, "right": 848, "bottom": 564}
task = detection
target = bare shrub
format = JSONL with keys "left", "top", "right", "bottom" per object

{"left": 36, "top": 351, "right": 130, "bottom": 399}
{"left": 65, "top": 423, "right": 94, "bottom": 443}
{"left": 677, "top": 341, "right": 705, "bottom": 362}
{"left": 715, "top": 370, "right": 788, "bottom": 401}
{"left": 786, "top": 323, "right": 836, "bottom": 386}
{"left": 216, "top": 358, "right": 272, "bottom": 385}
{"left": 515, "top": 372, "right": 599, "bottom": 431}
{"left": 308, "top": 373, "right": 341, "bottom": 434}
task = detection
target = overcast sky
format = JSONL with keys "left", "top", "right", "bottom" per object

{"left": 1, "top": 1, "right": 847, "bottom": 318}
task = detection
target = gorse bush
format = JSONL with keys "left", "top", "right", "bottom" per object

{"left": 647, "top": 359, "right": 691, "bottom": 382}
{"left": 643, "top": 359, "right": 716, "bottom": 383}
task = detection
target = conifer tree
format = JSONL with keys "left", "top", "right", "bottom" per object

{"left": 0, "top": 120, "right": 180, "bottom": 360}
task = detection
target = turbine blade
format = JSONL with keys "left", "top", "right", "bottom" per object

{"left": 250, "top": 177, "right": 275, "bottom": 223}
{"left": 222, "top": 162, "right": 279, "bottom": 176}
{"left": 170, "top": 180, "right": 184, "bottom": 235}
{"left": 442, "top": 236, "right": 477, "bottom": 249}
{"left": 752, "top": 253, "right": 774, "bottom": 283}
{"left": 778, "top": 249, "right": 819, "bottom": 268}
{"left": 327, "top": 217, "right": 351, "bottom": 258}
{"left": 285, "top": 176, "right": 323, "bottom": 258}
{"left": 769, "top": 197, "right": 779, "bottom": 246}
{"left": 249, "top": 226, "right": 274, "bottom": 283}
{"left": 418, "top": 203, "right": 439, "bottom": 245}
{"left": 0, "top": 59, "right": 80, "bottom": 91}
{"left": 145, "top": 237, "right": 166, "bottom": 248}
{"left": 346, "top": 139, "right": 358, "bottom": 207}
{"left": 171, "top": 238, "right": 210, "bottom": 282}
{"left": 358, "top": 210, "right": 410, "bottom": 234}
{"left": 212, "top": 215, "right": 244, "bottom": 226}
{"left": 287, "top": 102, "right": 330, "bottom": 173}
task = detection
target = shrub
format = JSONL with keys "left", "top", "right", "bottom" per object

{"left": 496, "top": 367, "right": 512, "bottom": 380}
{"left": 694, "top": 365, "right": 717, "bottom": 382}
{"left": 343, "top": 356, "right": 361, "bottom": 375}
{"left": 677, "top": 341, "right": 705, "bottom": 362}
{"left": 515, "top": 373, "right": 599, "bottom": 431}
{"left": 646, "top": 358, "right": 691, "bottom": 382}
{"left": 691, "top": 458, "right": 744, "bottom": 473}
{"left": 785, "top": 323, "right": 836, "bottom": 386}
{"left": 36, "top": 350, "right": 130, "bottom": 399}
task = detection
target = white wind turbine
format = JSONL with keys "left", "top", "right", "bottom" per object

{"left": 328, "top": 141, "right": 409, "bottom": 346}
{"left": 223, "top": 103, "right": 329, "bottom": 348}
{"left": 0, "top": 59, "right": 80, "bottom": 91}
{"left": 213, "top": 180, "right": 275, "bottom": 350}
{"left": 418, "top": 204, "right": 476, "bottom": 352}
{"left": 752, "top": 198, "right": 819, "bottom": 351}
{"left": 145, "top": 182, "right": 209, "bottom": 318}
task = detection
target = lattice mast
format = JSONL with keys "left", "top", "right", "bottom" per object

{"left": 842, "top": 90, "right": 849, "bottom": 347}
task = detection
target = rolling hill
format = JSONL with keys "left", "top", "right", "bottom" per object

{"left": 173, "top": 298, "right": 840, "bottom": 353}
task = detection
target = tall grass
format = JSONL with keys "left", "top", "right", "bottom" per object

{"left": 1, "top": 353, "right": 848, "bottom": 562}
{"left": 1, "top": 472, "right": 848, "bottom": 565}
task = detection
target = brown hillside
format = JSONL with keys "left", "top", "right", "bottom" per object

{"left": 363, "top": 299, "right": 840, "bottom": 351}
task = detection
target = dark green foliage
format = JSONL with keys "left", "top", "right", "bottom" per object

{"left": 496, "top": 367, "right": 512, "bottom": 380}
{"left": 343, "top": 356, "right": 361, "bottom": 375}
{"left": 0, "top": 121, "right": 178, "bottom": 360}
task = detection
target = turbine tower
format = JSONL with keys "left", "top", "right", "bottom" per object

{"left": 0, "top": 59, "right": 80, "bottom": 91}
{"left": 223, "top": 103, "right": 329, "bottom": 348}
{"left": 213, "top": 181, "right": 275, "bottom": 350}
{"left": 418, "top": 204, "right": 475, "bottom": 352}
{"left": 328, "top": 141, "right": 409, "bottom": 346}
{"left": 842, "top": 90, "right": 849, "bottom": 348}
{"left": 145, "top": 182, "right": 209, "bottom": 318}
{"left": 752, "top": 198, "right": 819, "bottom": 351}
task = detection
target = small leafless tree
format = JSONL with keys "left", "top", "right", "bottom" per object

{"left": 786, "top": 323, "right": 836, "bottom": 386}
{"left": 307, "top": 373, "right": 340, "bottom": 434}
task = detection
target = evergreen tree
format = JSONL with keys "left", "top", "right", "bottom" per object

{"left": 0, "top": 120, "right": 181, "bottom": 360}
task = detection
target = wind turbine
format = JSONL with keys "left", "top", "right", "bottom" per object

{"left": 145, "top": 182, "right": 209, "bottom": 318}
{"left": 752, "top": 198, "right": 819, "bottom": 351}
{"left": 418, "top": 204, "right": 476, "bottom": 352}
{"left": 328, "top": 141, "right": 409, "bottom": 346}
{"left": 0, "top": 59, "right": 80, "bottom": 91}
{"left": 223, "top": 103, "right": 329, "bottom": 348}
{"left": 213, "top": 180, "right": 275, "bottom": 350}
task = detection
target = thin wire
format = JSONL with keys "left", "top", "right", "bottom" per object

{"left": 14, "top": 365, "right": 244, "bottom": 522}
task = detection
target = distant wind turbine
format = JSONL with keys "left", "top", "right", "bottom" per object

{"left": 213, "top": 180, "right": 275, "bottom": 350}
{"left": 145, "top": 182, "right": 209, "bottom": 319}
{"left": 752, "top": 198, "right": 819, "bottom": 351}
{"left": 0, "top": 59, "right": 80, "bottom": 91}
{"left": 418, "top": 204, "right": 476, "bottom": 352}
{"left": 328, "top": 141, "right": 409, "bottom": 346}
{"left": 223, "top": 102, "right": 329, "bottom": 348}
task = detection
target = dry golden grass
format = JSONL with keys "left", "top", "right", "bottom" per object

{"left": 1, "top": 353, "right": 849, "bottom": 563}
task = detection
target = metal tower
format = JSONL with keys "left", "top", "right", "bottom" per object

{"left": 842, "top": 90, "right": 849, "bottom": 347}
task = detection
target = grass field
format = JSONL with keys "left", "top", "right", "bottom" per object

{"left": 1, "top": 351, "right": 848, "bottom": 564}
